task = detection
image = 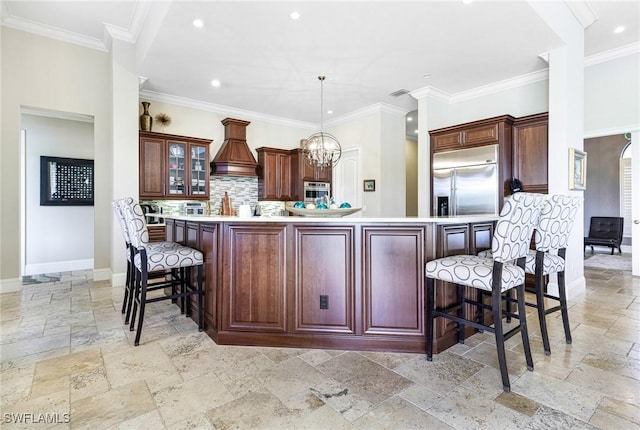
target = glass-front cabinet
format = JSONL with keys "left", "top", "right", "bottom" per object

{"left": 139, "top": 131, "right": 212, "bottom": 200}
{"left": 190, "top": 145, "right": 208, "bottom": 195}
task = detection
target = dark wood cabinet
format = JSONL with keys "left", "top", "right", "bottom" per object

{"left": 291, "top": 148, "right": 332, "bottom": 182}
{"left": 292, "top": 225, "right": 355, "bottom": 334}
{"left": 362, "top": 226, "right": 425, "bottom": 337}
{"left": 222, "top": 223, "right": 288, "bottom": 332}
{"left": 512, "top": 112, "right": 548, "bottom": 194}
{"left": 257, "top": 147, "right": 333, "bottom": 202}
{"left": 256, "top": 148, "right": 295, "bottom": 201}
{"left": 139, "top": 131, "right": 212, "bottom": 200}
{"left": 171, "top": 218, "right": 492, "bottom": 354}
{"left": 200, "top": 224, "right": 219, "bottom": 332}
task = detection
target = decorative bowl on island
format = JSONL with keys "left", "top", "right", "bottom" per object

{"left": 286, "top": 206, "right": 362, "bottom": 218}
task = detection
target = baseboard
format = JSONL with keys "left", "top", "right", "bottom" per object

{"left": 111, "top": 272, "right": 126, "bottom": 287}
{"left": 565, "top": 276, "right": 586, "bottom": 300}
{"left": 0, "top": 278, "right": 22, "bottom": 294}
{"left": 93, "top": 268, "right": 111, "bottom": 282}
{"left": 24, "top": 259, "right": 93, "bottom": 276}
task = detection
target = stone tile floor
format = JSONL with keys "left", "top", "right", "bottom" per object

{"left": 1, "top": 265, "right": 638, "bottom": 429}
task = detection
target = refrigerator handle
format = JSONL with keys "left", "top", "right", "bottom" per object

{"left": 451, "top": 171, "right": 456, "bottom": 216}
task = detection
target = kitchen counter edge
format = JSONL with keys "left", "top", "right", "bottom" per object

{"left": 162, "top": 214, "right": 499, "bottom": 224}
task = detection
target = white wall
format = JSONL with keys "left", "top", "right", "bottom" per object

{"left": 584, "top": 53, "right": 640, "bottom": 134}
{"left": 22, "top": 114, "right": 95, "bottom": 275}
{"left": 1, "top": 27, "right": 112, "bottom": 292}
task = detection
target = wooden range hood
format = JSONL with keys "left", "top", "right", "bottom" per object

{"left": 210, "top": 117, "right": 258, "bottom": 177}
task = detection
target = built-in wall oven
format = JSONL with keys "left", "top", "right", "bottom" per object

{"left": 303, "top": 181, "right": 330, "bottom": 204}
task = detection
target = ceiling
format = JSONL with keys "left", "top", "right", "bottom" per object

{"left": 2, "top": 1, "right": 639, "bottom": 138}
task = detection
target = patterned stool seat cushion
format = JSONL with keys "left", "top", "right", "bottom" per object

{"left": 134, "top": 246, "right": 204, "bottom": 272}
{"left": 425, "top": 255, "right": 525, "bottom": 292}
{"left": 477, "top": 249, "right": 565, "bottom": 276}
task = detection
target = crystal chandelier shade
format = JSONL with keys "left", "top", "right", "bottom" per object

{"left": 302, "top": 76, "right": 341, "bottom": 171}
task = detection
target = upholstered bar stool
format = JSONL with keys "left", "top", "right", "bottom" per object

{"left": 479, "top": 195, "right": 581, "bottom": 355}
{"left": 112, "top": 198, "right": 180, "bottom": 324}
{"left": 425, "top": 192, "right": 545, "bottom": 392}
{"left": 122, "top": 199, "right": 205, "bottom": 346}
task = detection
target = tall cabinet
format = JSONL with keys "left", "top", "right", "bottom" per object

{"left": 512, "top": 112, "right": 549, "bottom": 194}
{"left": 139, "top": 131, "right": 212, "bottom": 200}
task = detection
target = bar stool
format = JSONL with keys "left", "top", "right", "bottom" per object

{"left": 122, "top": 198, "right": 205, "bottom": 346}
{"left": 425, "top": 192, "right": 545, "bottom": 392}
{"left": 112, "top": 198, "right": 180, "bottom": 325}
{"left": 479, "top": 195, "right": 582, "bottom": 355}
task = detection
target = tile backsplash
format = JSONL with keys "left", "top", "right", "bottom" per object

{"left": 210, "top": 176, "right": 258, "bottom": 215}
{"left": 142, "top": 175, "right": 287, "bottom": 217}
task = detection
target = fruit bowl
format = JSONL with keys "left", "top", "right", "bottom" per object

{"left": 286, "top": 207, "right": 362, "bottom": 218}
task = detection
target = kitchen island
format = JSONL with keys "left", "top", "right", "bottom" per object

{"left": 163, "top": 214, "right": 498, "bottom": 353}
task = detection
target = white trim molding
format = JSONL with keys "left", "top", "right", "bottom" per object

{"left": 24, "top": 259, "right": 93, "bottom": 276}
{"left": 0, "top": 278, "right": 22, "bottom": 294}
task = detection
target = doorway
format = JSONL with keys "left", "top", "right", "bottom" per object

{"left": 20, "top": 108, "right": 95, "bottom": 277}
{"left": 583, "top": 132, "right": 638, "bottom": 275}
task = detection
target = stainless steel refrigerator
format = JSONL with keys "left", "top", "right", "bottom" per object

{"left": 432, "top": 144, "right": 499, "bottom": 216}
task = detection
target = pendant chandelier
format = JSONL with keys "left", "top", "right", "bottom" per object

{"left": 302, "top": 76, "right": 341, "bottom": 172}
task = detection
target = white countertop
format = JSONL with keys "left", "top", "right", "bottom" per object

{"left": 162, "top": 214, "right": 499, "bottom": 224}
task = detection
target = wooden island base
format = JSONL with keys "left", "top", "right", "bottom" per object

{"left": 164, "top": 215, "right": 496, "bottom": 354}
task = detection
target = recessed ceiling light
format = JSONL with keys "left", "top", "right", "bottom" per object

{"left": 210, "top": 79, "right": 221, "bottom": 87}
{"left": 290, "top": 11, "right": 300, "bottom": 20}
{"left": 193, "top": 19, "right": 204, "bottom": 28}
{"left": 414, "top": 129, "right": 419, "bottom": 134}
{"left": 462, "top": 0, "right": 473, "bottom": 4}
{"left": 407, "top": 117, "right": 413, "bottom": 122}
{"left": 327, "top": 110, "right": 333, "bottom": 115}
{"left": 614, "top": 25, "right": 625, "bottom": 34}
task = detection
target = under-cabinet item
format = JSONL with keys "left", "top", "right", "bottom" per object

{"left": 221, "top": 192, "right": 233, "bottom": 216}
{"left": 183, "top": 202, "right": 207, "bottom": 216}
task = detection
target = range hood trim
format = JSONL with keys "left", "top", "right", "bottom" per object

{"left": 210, "top": 117, "right": 259, "bottom": 177}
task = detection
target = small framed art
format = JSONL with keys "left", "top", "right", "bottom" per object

{"left": 363, "top": 179, "right": 376, "bottom": 192}
{"left": 568, "top": 148, "right": 587, "bottom": 190}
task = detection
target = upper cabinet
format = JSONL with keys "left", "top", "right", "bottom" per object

{"left": 429, "top": 115, "right": 515, "bottom": 153}
{"left": 257, "top": 147, "right": 333, "bottom": 201}
{"left": 256, "top": 147, "right": 295, "bottom": 201}
{"left": 290, "top": 148, "right": 332, "bottom": 182}
{"left": 512, "top": 113, "right": 548, "bottom": 194}
{"left": 139, "top": 131, "right": 212, "bottom": 200}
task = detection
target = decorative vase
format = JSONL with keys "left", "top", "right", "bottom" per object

{"left": 140, "top": 101, "right": 152, "bottom": 131}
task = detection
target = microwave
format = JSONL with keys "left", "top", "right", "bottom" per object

{"left": 303, "top": 181, "right": 330, "bottom": 204}
{"left": 183, "top": 202, "right": 207, "bottom": 215}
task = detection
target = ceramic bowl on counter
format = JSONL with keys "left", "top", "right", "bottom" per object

{"left": 286, "top": 207, "right": 362, "bottom": 218}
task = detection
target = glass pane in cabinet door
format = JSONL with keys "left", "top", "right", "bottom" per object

{"left": 168, "top": 143, "right": 186, "bottom": 195}
{"left": 191, "top": 146, "right": 207, "bottom": 194}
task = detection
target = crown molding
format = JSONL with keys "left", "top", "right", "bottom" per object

{"left": 1, "top": 13, "right": 108, "bottom": 52}
{"left": 585, "top": 41, "right": 640, "bottom": 67}
{"left": 139, "top": 90, "right": 315, "bottom": 130}
{"left": 410, "top": 86, "right": 451, "bottom": 103}
{"left": 1, "top": 1, "right": 146, "bottom": 52}
{"left": 564, "top": 0, "right": 598, "bottom": 29}
{"left": 324, "top": 103, "right": 409, "bottom": 128}
{"left": 411, "top": 69, "right": 548, "bottom": 104}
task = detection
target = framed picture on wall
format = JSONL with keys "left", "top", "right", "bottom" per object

{"left": 568, "top": 148, "right": 587, "bottom": 190}
{"left": 363, "top": 179, "right": 376, "bottom": 192}
{"left": 40, "top": 156, "right": 94, "bottom": 206}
